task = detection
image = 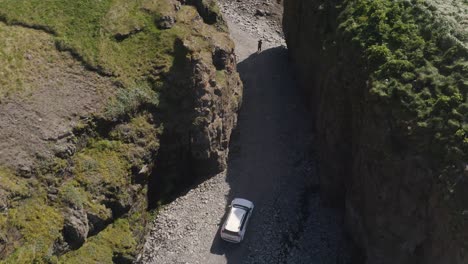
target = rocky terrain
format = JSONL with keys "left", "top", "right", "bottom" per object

{"left": 284, "top": 0, "right": 467, "bottom": 263}
{"left": 219, "top": 0, "right": 285, "bottom": 49}
{"left": 0, "top": 0, "right": 241, "bottom": 262}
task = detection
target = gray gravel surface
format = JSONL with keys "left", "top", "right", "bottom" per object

{"left": 138, "top": 0, "right": 352, "bottom": 263}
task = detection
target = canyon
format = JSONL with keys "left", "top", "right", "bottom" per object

{"left": 0, "top": 0, "right": 466, "bottom": 263}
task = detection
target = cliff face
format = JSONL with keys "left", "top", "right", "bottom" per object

{"left": 148, "top": 19, "right": 242, "bottom": 203}
{"left": 283, "top": 0, "right": 467, "bottom": 263}
{"left": 0, "top": 0, "right": 241, "bottom": 262}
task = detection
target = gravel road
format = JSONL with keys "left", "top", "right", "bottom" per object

{"left": 138, "top": 1, "right": 352, "bottom": 263}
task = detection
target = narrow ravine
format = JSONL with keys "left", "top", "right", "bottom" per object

{"left": 139, "top": 1, "right": 352, "bottom": 263}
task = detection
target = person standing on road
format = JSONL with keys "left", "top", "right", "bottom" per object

{"left": 257, "top": 39, "right": 263, "bottom": 53}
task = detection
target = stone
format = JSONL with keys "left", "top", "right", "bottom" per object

{"left": 53, "top": 143, "right": 76, "bottom": 158}
{"left": 0, "top": 193, "right": 8, "bottom": 211}
{"left": 47, "top": 194, "right": 58, "bottom": 201}
{"left": 63, "top": 208, "right": 89, "bottom": 250}
{"left": 139, "top": 164, "right": 150, "bottom": 175}
{"left": 18, "top": 165, "right": 32, "bottom": 178}
{"left": 212, "top": 47, "right": 230, "bottom": 70}
{"left": 255, "top": 9, "right": 266, "bottom": 16}
{"left": 47, "top": 187, "right": 59, "bottom": 195}
{"left": 209, "top": 79, "right": 217, "bottom": 87}
{"left": 157, "top": 16, "right": 176, "bottom": 30}
{"left": 87, "top": 212, "right": 110, "bottom": 236}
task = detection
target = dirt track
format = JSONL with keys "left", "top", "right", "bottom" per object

{"left": 139, "top": 1, "right": 352, "bottom": 263}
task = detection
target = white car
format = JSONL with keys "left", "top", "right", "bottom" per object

{"left": 220, "top": 198, "right": 254, "bottom": 243}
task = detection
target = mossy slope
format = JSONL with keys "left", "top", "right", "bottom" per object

{"left": 284, "top": 0, "right": 467, "bottom": 262}
{"left": 0, "top": 0, "right": 238, "bottom": 262}
{"left": 338, "top": 0, "right": 467, "bottom": 177}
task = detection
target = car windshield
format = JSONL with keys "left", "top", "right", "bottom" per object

{"left": 233, "top": 204, "right": 250, "bottom": 211}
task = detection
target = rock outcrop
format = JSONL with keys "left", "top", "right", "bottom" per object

{"left": 147, "top": 4, "right": 242, "bottom": 204}
{"left": 164, "top": 36, "right": 241, "bottom": 176}
{"left": 63, "top": 208, "right": 89, "bottom": 250}
{"left": 284, "top": 0, "right": 467, "bottom": 263}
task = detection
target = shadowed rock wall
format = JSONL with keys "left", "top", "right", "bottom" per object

{"left": 283, "top": 0, "right": 468, "bottom": 263}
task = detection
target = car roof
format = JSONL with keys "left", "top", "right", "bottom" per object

{"left": 225, "top": 207, "right": 247, "bottom": 233}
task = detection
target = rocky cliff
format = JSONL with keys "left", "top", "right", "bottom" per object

{"left": 0, "top": 0, "right": 241, "bottom": 262}
{"left": 284, "top": 0, "right": 467, "bottom": 263}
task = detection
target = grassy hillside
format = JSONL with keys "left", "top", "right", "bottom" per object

{"left": 0, "top": 0, "right": 177, "bottom": 86}
{"left": 0, "top": 0, "right": 236, "bottom": 262}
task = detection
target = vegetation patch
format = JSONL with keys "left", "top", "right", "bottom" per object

{"left": 59, "top": 218, "right": 136, "bottom": 264}
{"left": 104, "top": 84, "right": 159, "bottom": 121}
{"left": 0, "top": 0, "right": 231, "bottom": 87}
{"left": 0, "top": 196, "right": 64, "bottom": 263}
{"left": 0, "top": 167, "right": 29, "bottom": 202}
{"left": 193, "top": 0, "right": 227, "bottom": 29}
{"left": 0, "top": 23, "right": 63, "bottom": 100}
{"left": 338, "top": 0, "right": 467, "bottom": 187}
{"left": 74, "top": 139, "right": 130, "bottom": 189}
{"left": 0, "top": 168, "right": 64, "bottom": 263}
{"left": 0, "top": 0, "right": 182, "bottom": 86}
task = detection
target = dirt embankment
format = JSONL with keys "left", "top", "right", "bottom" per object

{"left": 284, "top": 0, "right": 468, "bottom": 263}
{"left": 0, "top": 0, "right": 241, "bottom": 262}
{"left": 0, "top": 23, "right": 115, "bottom": 173}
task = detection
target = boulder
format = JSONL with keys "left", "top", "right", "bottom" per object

{"left": 157, "top": 16, "right": 176, "bottom": 30}
{"left": 63, "top": 208, "right": 89, "bottom": 250}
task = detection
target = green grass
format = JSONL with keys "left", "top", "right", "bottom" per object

{"left": 110, "top": 114, "right": 161, "bottom": 152}
{"left": 0, "top": 196, "right": 64, "bottom": 264}
{"left": 59, "top": 218, "right": 136, "bottom": 264}
{"left": 0, "top": 0, "right": 233, "bottom": 90}
{"left": 0, "top": 118, "right": 159, "bottom": 262}
{"left": 0, "top": 0, "right": 182, "bottom": 86}
{"left": 216, "top": 70, "right": 227, "bottom": 87}
{"left": 0, "top": 0, "right": 113, "bottom": 64}
{"left": 51, "top": 116, "right": 159, "bottom": 262}
{"left": 0, "top": 0, "right": 232, "bottom": 94}
{"left": 338, "top": 0, "right": 467, "bottom": 186}
{"left": 104, "top": 84, "right": 159, "bottom": 120}
{"left": 59, "top": 180, "right": 112, "bottom": 221}
{"left": 74, "top": 139, "right": 130, "bottom": 188}
{"left": 0, "top": 167, "right": 29, "bottom": 200}
{"left": 73, "top": 114, "right": 160, "bottom": 190}
{"left": 0, "top": 23, "right": 61, "bottom": 100}
{"left": 71, "top": 138, "right": 135, "bottom": 212}
{"left": 0, "top": 169, "right": 62, "bottom": 263}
